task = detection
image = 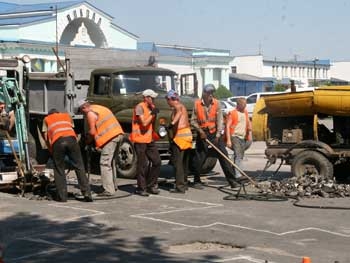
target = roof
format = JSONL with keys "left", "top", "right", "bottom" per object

{"left": 138, "top": 42, "right": 231, "bottom": 58}
{"left": 0, "top": 1, "right": 113, "bottom": 26}
{"left": 0, "top": 1, "right": 81, "bottom": 14}
{"left": 229, "top": 73, "right": 272, "bottom": 82}
{"left": 91, "top": 66, "right": 176, "bottom": 75}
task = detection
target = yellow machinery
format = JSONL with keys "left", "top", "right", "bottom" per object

{"left": 252, "top": 86, "right": 350, "bottom": 180}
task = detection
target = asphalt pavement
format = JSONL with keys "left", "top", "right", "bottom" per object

{"left": 0, "top": 141, "right": 349, "bottom": 263}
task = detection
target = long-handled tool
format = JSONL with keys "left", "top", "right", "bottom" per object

{"left": 205, "top": 138, "right": 258, "bottom": 187}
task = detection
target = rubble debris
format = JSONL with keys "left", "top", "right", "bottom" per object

{"left": 258, "top": 174, "right": 350, "bottom": 198}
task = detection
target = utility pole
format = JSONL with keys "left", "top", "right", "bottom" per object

{"left": 55, "top": 5, "right": 59, "bottom": 72}
{"left": 313, "top": 57, "right": 319, "bottom": 87}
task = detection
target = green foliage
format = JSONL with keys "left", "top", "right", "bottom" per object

{"left": 214, "top": 85, "right": 233, "bottom": 99}
{"left": 274, "top": 83, "right": 288, "bottom": 91}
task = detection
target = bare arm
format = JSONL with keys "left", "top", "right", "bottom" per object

{"left": 216, "top": 102, "right": 223, "bottom": 138}
{"left": 139, "top": 113, "right": 154, "bottom": 127}
{"left": 86, "top": 111, "right": 97, "bottom": 144}
{"left": 8, "top": 111, "right": 15, "bottom": 131}
{"left": 226, "top": 111, "right": 232, "bottom": 148}
{"left": 171, "top": 104, "right": 182, "bottom": 125}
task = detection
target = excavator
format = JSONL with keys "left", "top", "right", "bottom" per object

{"left": 0, "top": 56, "right": 50, "bottom": 195}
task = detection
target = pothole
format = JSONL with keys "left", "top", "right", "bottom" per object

{"left": 168, "top": 241, "right": 245, "bottom": 254}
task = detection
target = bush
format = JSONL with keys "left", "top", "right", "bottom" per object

{"left": 214, "top": 85, "right": 233, "bottom": 99}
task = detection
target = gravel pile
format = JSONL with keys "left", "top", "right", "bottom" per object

{"left": 258, "top": 174, "right": 350, "bottom": 198}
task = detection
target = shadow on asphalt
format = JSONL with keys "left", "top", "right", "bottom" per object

{"left": 0, "top": 213, "right": 224, "bottom": 263}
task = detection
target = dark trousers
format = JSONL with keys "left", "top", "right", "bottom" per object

{"left": 134, "top": 141, "right": 161, "bottom": 191}
{"left": 52, "top": 136, "right": 90, "bottom": 201}
{"left": 170, "top": 142, "right": 190, "bottom": 192}
{"left": 194, "top": 132, "right": 236, "bottom": 185}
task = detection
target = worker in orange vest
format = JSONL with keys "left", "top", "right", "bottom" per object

{"left": 226, "top": 97, "right": 252, "bottom": 179}
{"left": 78, "top": 100, "right": 124, "bottom": 197}
{"left": 130, "top": 89, "right": 161, "bottom": 196}
{"left": 191, "top": 84, "right": 239, "bottom": 189}
{"left": 165, "top": 90, "right": 193, "bottom": 193}
{"left": 43, "top": 108, "right": 92, "bottom": 202}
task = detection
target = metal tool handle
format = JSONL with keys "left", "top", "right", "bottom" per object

{"left": 205, "top": 138, "right": 258, "bottom": 186}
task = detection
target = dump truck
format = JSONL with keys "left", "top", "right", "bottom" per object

{"left": 252, "top": 86, "right": 350, "bottom": 181}
{"left": 85, "top": 66, "right": 216, "bottom": 178}
{"left": 0, "top": 56, "right": 50, "bottom": 191}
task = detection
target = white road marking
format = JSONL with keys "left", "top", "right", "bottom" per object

{"left": 131, "top": 195, "right": 350, "bottom": 238}
{"left": 48, "top": 203, "right": 105, "bottom": 221}
{"left": 10, "top": 248, "right": 65, "bottom": 261}
{"left": 214, "top": 255, "right": 277, "bottom": 262}
{"left": 17, "top": 237, "right": 67, "bottom": 247}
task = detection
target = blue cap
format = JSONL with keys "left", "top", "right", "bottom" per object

{"left": 203, "top": 84, "right": 215, "bottom": 93}
{"left": 165, "top": 89, "right": 179, "bottom": 100}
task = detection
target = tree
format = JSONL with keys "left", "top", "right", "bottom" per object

{"left": 214, "top": 85, "right": 233, "bottom": 99}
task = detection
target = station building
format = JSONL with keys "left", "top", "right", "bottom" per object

{"left": 0, "top": 1, "right": 231, "bottom": 96}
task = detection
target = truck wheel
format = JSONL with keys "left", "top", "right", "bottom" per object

{"left": 200, "top": 157, "right": 218, "bottom": 174}
{"left": 28, "top": 132, "right": 38, "bottom": 165}
{"left": 115, "top": 136, "right": 137, "bottom": 179}
{"left": 291, "top": 150, "right": 333, "bottom": 179}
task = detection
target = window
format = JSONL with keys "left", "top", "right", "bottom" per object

{"left": 111, "top": 72, "right": 174, "bottom": 96}
{"left": 246, "top": 94, "right": 257, "bottom": 104}
{"left": 93, "top": 75, "right": 110, "bottom": 95}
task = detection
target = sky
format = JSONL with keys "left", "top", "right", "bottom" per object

{"left": 4, "top": 0, "right": 350, "bottom": 61}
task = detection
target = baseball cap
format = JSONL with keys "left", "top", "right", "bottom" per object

{"left": 142, "top": 89, "right": 158, "bottom": 98}
{"left": 203, "top": 84, "right": 216, "bottom": 93}
{"left": 165, "top": 90, "right": 179, "bottom": 100}
{"left": 77, "top": 99, "right": 90, "bottom": 108}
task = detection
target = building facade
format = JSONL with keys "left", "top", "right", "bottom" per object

{"left": 0, "top": 1, "right": 232, "bottom": 96}
{"left": 329, "top": 61, "right": 350, "bottom": 82}
{"left": 230, "top": 55, "right": 331, "bottom": 90}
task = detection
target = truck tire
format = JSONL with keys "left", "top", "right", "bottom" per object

{"left": 115, "top": 136, "right": 137, "bottom": 179}
{"left": 28, "top": 132, "right": 38, "bottom": 165}
{"left": 291, "top": 150, "right": 333, "bottom": 179}
{"left": 200, "top": 157, "right": 218, "bottom": 174}
{"left": 188, "top": 154, "right": 217, "bottom": 175}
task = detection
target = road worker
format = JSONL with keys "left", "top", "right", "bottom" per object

{"left": 190, "top": 84, "right": 240, "bottom": 189}
{"left": 43, "top": 108, "right": 92, "bottom": 202}
{"left": 165, "top": 90, "right": 192, "bottom": 193}
{"left": 225, "top": 97, "right": 252, "bottom": 179}
{"left": 130, "top": 89, "right": 161, "bottom": 196}
{"left": 78, "top": 100, "right": 124, "bottom": 197}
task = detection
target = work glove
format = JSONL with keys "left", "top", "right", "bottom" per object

{"left": 151, "top": 107, "right": 159, "bottom": 116}
{"left": 167, "top": 123, "right": 174, "bottom": 130}
{"left": 213, "top": 137, "right": 219, "bottom": 146}
{"left": 199, "top": 130, "right": 207, "bottom": 140}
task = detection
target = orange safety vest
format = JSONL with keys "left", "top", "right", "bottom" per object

{"left": 173, "top": 127, "right": 193, "bottom": 150}
{"left": 195, "top": 98, "right": 218, "bottom": 134}
{"left": 90, "top": 105, "right": 124, "bottom": 148}
{"left": 130, "top": 102, "right": 158, "bottom": 143}
{"left": 228, "top": 109, "right": 251, "bottom": 141}
{"left": 44, "top": 112, "right": 76, "bottom": 147}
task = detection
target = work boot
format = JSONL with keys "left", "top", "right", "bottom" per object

{"left": 192, "top": 182, "right": 204, "bottom": 190}
{"left": 229, "top": 181, "right": 240, "bottom": 189}
{"left": 169, "top": 188, "right": 185, "bottom": 194}
{"left": 135, "top": 188, "right": 150, "bottom": 197}
{"left": 235, "top": 177, "right": 249, "bottom": 184}
{"left": 147, "top": 187, "right": 160, "bottom": 195}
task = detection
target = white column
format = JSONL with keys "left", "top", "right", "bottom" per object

{"left": 221, "top": 68, "right": 229, "bottom": 89}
